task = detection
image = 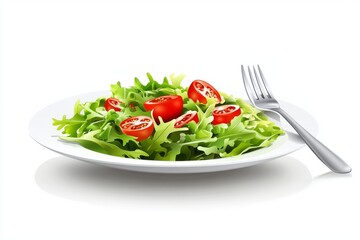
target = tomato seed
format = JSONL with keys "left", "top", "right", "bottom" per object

{"left": 140, "top": 118, "right": 151, "bottom": 122}
{"left": 174, "top": 121, "right": 183, "bottom": 127}
{"left": 214, "top": 106, "right": 237, "bottom": 114}
{"left": 150, "top": 96, "right": 169, "bottom": 103}
{"left": 121, "top": 123, "right": 132, "bottom": 129}
{"left": 127, "top": 118, "right": 138, "bottom": 122}
{"left": 182, "top": 115, "right": 191, "bottom": 121}
{"left": 195, "top": 83, "right": 204, "bottom": 90}
{"left": 131, "top": 123, "right": 148, "bottom": 130}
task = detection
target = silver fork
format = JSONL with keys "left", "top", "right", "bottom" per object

{"left": 241, "top": 65, "right": 352, "bottom": 174}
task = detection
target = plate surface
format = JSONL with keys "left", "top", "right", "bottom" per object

{"left": 29, "top": 91, "right": 318, "bottom": 173}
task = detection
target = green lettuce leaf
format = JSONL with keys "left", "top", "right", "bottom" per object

{"left": 60, "top": 130, "right": 148, "bottom": 159}
{"left": 140, "top": 118, "right": 188, "bottom": 159}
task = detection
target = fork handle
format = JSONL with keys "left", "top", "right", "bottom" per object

{"left": 275, "top": 108, "right": 352, "bottom": 173}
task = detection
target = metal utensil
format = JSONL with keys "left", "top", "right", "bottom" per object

{"left": 241, "top": 65, "right": 351, "bottom": 173}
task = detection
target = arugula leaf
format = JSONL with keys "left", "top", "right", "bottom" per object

{"left": 140, "top": 118, "right": 187, "bottom": 157}
{"left": 97, "top": 122, "right": 139, "bottom": 146}
{"left": 133, "top": 73, "right": 182, "bottom": 92}
{"left": 52, "top": 114, "right": 86, "bottom": 137}
{"left": 220, "top": 135, "right": 278, "bottom": 158}
{"left": 202, "top": 116, "right": 258, "bottom": 156}
{"left": 217, "top": 116, "right": 257, "bottom": 141}
{"left": 157, "top": 132, "right": 217, "bottom": 161}
{"left": 60, "top": 130, "right": 148, "bottom": 159}
{"left": 169, "top": 73, "right": 186, "bottom": 87}
{"left": 197, "top": 146, "right": 222, "bottom": 155}
{"left": 111, "top": 82, "right": 140, "bottom": 105}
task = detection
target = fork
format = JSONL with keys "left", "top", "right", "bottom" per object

{"left": 241, "top": 65, "right": 352, "bottom": 174}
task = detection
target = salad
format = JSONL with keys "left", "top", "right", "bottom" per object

{"left": 52, "top": 73, "right": 284, "bottom": 161}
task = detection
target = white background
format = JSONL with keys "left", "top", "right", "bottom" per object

{"left": 1, "top": 0, "right": 359, "bottom": 239}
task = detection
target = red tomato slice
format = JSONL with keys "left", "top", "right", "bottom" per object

{"left": 104, "top": 97, "right": 122, "bottom": 111}
{"left": 187, "top": 80, "right": 221, "bottom": 104}
{"left": 120, "top": 116, "right": 154, "bottom": 141}
{"left": 143, "top": 95, "right": 183, "bottom": 123}
{"left": 212, "top": 105, "right": 241, "bottom": 125}
{"left": 174, "top": 111, "right": 199, "bottom": 128}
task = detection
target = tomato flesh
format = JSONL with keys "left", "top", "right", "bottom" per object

{"left": 120, "top": 116, "right": 154, "bottom": 141}
{"left": 174, "top": 111, "right": 199, "bottom": 128}
{"left": 143, "top": 95, "right": 183, "bottom": 123}
{"left": 187, "top": 80, "right": 221, "bottom": 104}
{"left": 104, "top": 97, "right": 122, "bottom": 112}
{"left": 212, "top": 105, "right": 241, "bottom": 125}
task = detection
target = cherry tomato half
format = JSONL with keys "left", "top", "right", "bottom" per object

{"left": 143, "top": 95, "right": 183, "bottom": 123}
{"left": 104, "top": 97, "right": 122, "bottom": 112}
{"left": 187, "top": 80, "right": 222, "bottom": 104}
{"left": 212, "top": 105, "right": 241, "bottom": 125}
{"left": 120, "top": 116, "right": 154, "bottom": 141}
{"left": 174, "top": 111, "right": 199, "bottom": 128}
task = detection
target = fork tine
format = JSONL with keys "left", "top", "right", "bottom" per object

{"left": 253, "top": 65, "right": 269, "bottom": 98}
{"left": 257, "top": 65, "right": 274, "bottom": 98}
{"left": 247, "top": 66, "right": 262, "bottom": 99}
{"left": 241, "top": 65, "right": 258, "bottom": 101}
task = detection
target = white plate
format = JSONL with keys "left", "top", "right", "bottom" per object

{"left": 29, "top": 91, "right": 318, "bottom": 174}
